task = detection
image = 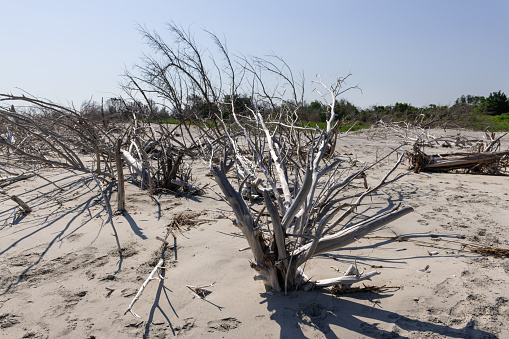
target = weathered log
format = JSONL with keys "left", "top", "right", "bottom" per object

{"left": 408, "top": 149, "right": 509, "bottom": 174}
{"left": 10, "top": 195, "right": 32, "bottom": 213}
{"left": 121, "top": 149, "right": 148, "bottom": 183}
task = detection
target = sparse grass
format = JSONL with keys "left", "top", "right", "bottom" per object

{"left": 298, "top": 121, "right": 371, "bottom": 131}
{"left": 141, "top": 119, "right": 218, "bottom": 128}
{"left": 455, "top": 113, "right": 509, "bottom": 131}
{"left": 483, "top": 113, "right": 509, "bottom": 131}
{"left": 158, "top": 118, "right": 181, "bottom": 124}
{"left": 148, "top": 118, "right": 372, "bottom": 132}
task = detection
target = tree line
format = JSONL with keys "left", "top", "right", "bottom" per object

{"left": 76, "top": 90, "right": 508, "bottom": 126}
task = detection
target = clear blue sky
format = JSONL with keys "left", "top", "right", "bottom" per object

{"left": 2, "top": 0, "right": 508, "bottom": 109}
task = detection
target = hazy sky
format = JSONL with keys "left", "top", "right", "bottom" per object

{"left": 2, "top": 0, "right": 508, "bottom": 109}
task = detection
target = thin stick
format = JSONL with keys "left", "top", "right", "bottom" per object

{"left": 0, "top": 173, "right": 35, "bottom": 184}
{"left": 124, "top": 258, "right": 165, "bottom": 317}
{"left": 33, "top": 173, "right": 64, "bottom": 191}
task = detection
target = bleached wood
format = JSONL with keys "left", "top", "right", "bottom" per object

{"left": 121, "top": 149, "right": 148, "bottom": 181}
{"left": 122, "top": 24, "right": 416, "bottom": 292}
{"left": 170, "top": 179, "right": 202, "bottom": 192}
{"left": 10, "top": 195, "right": 32, "bottom": 213}
{"left": 294, "top": 206, "right": 414, "bottom": 263}
{"left": 0, "top": 174, "right": 36, "bottom": 183}
{"left": 124, "top": 258, "right": 165, "bottom": 318}
{"left": 314, "top": 271, "right": 381, "bottom": 288}
{"left": 115, "top": 140, "right": 126, "bottom": 212}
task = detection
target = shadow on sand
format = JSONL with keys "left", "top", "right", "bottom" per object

{"left": 262, "top": 290, "right": 496, "bottom": 338}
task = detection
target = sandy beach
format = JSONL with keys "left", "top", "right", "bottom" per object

{"left": 1, "top": 128, "right": 508, "bottom": 338}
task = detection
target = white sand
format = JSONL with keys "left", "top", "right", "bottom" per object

{"left": 1, "top": 129, "right": 508, "bottom": 338}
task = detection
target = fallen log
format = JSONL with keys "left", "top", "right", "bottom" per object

{"left": 10, "top": 195, "right": 32, "bottom": 213}
{"left": 0, "top": 189, "right": 32, "bottom": 213}
{"left": 407, "top": 149, "right": 509, "bottom": 174}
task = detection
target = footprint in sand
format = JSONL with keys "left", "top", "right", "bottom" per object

{"left": 175, "top": 317, "right": 196, "bottom": 335}
{"left": 0, "top": 313, "right": 19, "bottom": 328}
{"left": 207, "top": 317, "right": 241, "bottom": 332}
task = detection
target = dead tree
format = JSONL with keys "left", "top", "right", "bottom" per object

{"left": 0, "top": 95, "right": 196, "bottom": 197}
{"left": 130, "top": 24, "right": 414, "bottom": 293}
{"left": 206, "top": 77, "right": 413, "bottom": 292}
{"left": 0, "top": 96, "right": 117, "bottom": 179}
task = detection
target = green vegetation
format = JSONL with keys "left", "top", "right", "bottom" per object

{"left": 469, "top": 113, "right": 509, "bottom": 131}
{"left": 477, "top": 91, "right": 509, "bottom": 115}
{"left": 81, "top": 90, "right": 509, "bottom": 132}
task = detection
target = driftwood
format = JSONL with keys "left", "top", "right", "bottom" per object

{"left": 115, "top": 140, "right": 126, "bottom": 212}
{"left": 124, "top": 258, "right": 165, "bottom": 318}
{"left": 125, "top": 234, "right": 170, "bottom": 318}
{"left": 121, "top": 148, "right": 148, "bottom": 186}
{"left": 370, "top": 121, "right": 504, "bottom": 152}
{"left": 170, "top": 179, "right": 204, "bottom": 194}
{"left": 1, "top": 95, "right": 196, "bottom": 197}
{"left": 303, "top": 264, "right": 381, "bottom": 291}
{"left": 205, "top": 80, "right": 413, "bottom": 293}
{"left": 186, "top": 282, "right": 215, "bottom": 299}
{"left": 10, "top": 195, "right": 32, "bottom": 214}
{"left": 0, "top": 188, "right": 32, "bottom": 213}
{"left": 126, "top": 24, "right": 415, "bottom": 294}
{"left": 0, "top": 98, "right": 116, "bottom": 179}
{"left": 330, "top": 284, "right": 399, "bottom": 295}
{"left": 408, "top": 148, "right": 509, "bottom": 174}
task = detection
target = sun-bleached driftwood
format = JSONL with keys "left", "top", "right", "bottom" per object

{"left": 369, "top": 121, "right": 502, "bottom": 150}
{"left": 186, "top": 282, "right": 215, "bottom": 299}
{"left": 408, "top": 148, "right": 509, "bottom": 174}
{"left": 124, "top": 234, "right": 170, "bottom": 318}
{"left": 115, "top": 140, "right": 126, "bottom": 212}
{"left": 121, "top": 149, "right": 148, "bottom": 184}
{"left": 206, "top": 83, "right": 413, "bottom": 293}
{"left": 303, "top": 264, "right": 381, "bottom": 291}
{"left": 314, "top": 271, "right": 380, "bottom": 288}
{"left": 170, "top": 179, "right": 203, "bottom": 193}
{"left": 0, "top": 99, "right": 116, "bottom": 180}
{"left": 0, "top": 185, "right": 32, "bottom": 213}
{"left": 127, "top": 24, "right": 415, "bottom": 294}
{"left": 293, "top": 206, "right": 414, "bottom": 261}
{"left": 483, "top": 132, "right": 507, "bottom": 152}
{"left": 10, "top": 195, "right": 32, "bottom": 213}
{"left": 124, "top": 258, "right": 165, "bottom": 318}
